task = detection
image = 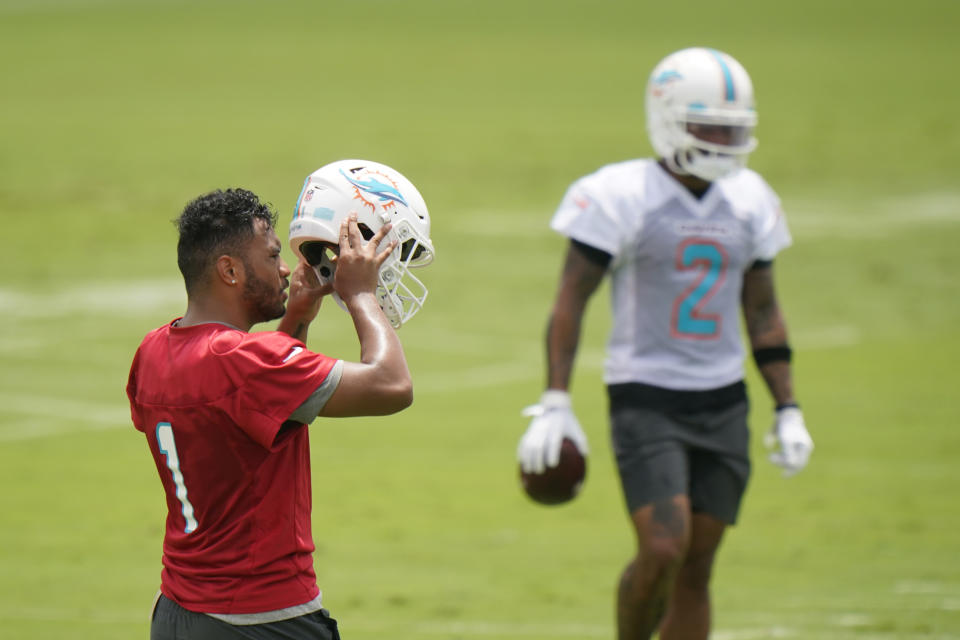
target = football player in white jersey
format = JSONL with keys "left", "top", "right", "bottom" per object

{"left": 518, "top": 47, "right": 814, "bottom": 640}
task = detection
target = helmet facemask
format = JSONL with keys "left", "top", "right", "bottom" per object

{"left": 665, "top": 109, "right": 758, "bottom": 182}
{"left": 374, "top": 218, "right": 432, "bottom": 327}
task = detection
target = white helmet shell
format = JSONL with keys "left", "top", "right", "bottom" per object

{"left": 646, "top": 47, "right": 758, "bottom": 182}
{"left": 289, "top": 159, "right": 435, "bottom": 328}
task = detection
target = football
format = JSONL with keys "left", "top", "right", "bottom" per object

{"left": 519, "top": 438, "right": 587, "bottom": 505}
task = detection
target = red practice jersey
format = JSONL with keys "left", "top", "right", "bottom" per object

{"left": 126, "top": 320, "right": 338, "bottom": 614}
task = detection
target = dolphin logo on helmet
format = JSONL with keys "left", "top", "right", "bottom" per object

{"left": 340, "top": 169, "right": 409, "bottom": 209}
{"left": 289, "top": 159, "right": 435, "bottom": 328}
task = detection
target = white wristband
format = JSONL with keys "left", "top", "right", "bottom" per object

{"left": 540, "top": 390, "right": 571, "bottom": 409}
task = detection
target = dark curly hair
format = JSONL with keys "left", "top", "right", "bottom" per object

{"left": 175, "top": 188, "right": 278, "bottom": 293}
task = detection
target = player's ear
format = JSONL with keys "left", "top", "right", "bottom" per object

{"left": 215, "top": 254, "right": 243, "bottom": 287}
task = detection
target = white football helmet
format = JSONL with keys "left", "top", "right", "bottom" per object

{"left": 289, "top": 159, "right": 434, "bottom": 328}
{"left": 646, "top": 47, "right": 758, "bottom": 182}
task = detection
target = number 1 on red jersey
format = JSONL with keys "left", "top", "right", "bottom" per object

{"left": 156, "top": 422, "right": 199, "bottom": 534}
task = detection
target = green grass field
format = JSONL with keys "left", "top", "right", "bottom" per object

{"left": 1, "top": 1, "right": 959, "bottom": 638}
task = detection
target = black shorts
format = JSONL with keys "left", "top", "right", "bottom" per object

{"left": 151, "top": 594, "right": 341, "bottom": 640}
{"left": 608, "top": 381, "right": 751, "bottom": 524}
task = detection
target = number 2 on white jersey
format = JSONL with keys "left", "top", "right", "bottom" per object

{"left": 156, "top": 422, "right": 198, "bottom": 534}
{"left": 671, "top": 239, "right": 727, "bottom": 339}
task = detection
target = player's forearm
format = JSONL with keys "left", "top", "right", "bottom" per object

{"left": 545, "top": 308, "right": 582, "bottom": 391}
{"left": 757, "top": 360, "right": 795, "bottom": 407}
{"left": 748, "top": 311, "right": 797, "bottom": 407}
{"left": 276, "top": 315, "right": 310, "bottom": 342}
{"left": 345, "top": 293, "right": 412, "bottom": 404}
{"left": 743, "top": 276, "right": 797, "bottom": 407}
{"left": 277, "top": 262, "right": 325, "bottom": 341}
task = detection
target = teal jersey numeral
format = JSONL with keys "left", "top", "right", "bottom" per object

{"left": 672, "top": 240, "right": 727, "bottom": 339}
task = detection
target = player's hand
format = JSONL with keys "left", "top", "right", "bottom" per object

{"left": 764, "top": 406, "right": 813, "bottom": 476}
{"left": 286, "top": 259, "right": 333, "bottom": 324}
{"left": 333, "top": 215, "right": 396, "bottom": 304}
{"left": 517, "top": 390, "right": 589, "bottom": 474}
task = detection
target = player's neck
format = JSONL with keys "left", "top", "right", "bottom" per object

{"left": 658, "top": 159, "right": 711, "bottom": 199}
{"left": 180, "top": 295, "right": 252, "bottom": 332}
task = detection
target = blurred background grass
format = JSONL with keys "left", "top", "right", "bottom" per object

{"left": 1, "top": 1, "right": 958, "bottom": 638}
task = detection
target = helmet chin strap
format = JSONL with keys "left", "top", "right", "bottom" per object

{"left": 664, "top": 152, "right": 716, "bottom": 185}
{"left": 672, "top": 146, "right": 745, "bottom": 183}
{"left": 664, "top": 152, "right": 691, "bottom": 177}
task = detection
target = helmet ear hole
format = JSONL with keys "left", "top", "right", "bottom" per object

{"left": 300, "top": 241, "right": 329, "bottom": 267}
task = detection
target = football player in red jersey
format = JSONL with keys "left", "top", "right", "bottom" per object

{"left": 127, "top": 187, "right": 413, "bottom": 639}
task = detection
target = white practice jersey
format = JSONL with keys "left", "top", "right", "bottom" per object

{"left": 551, "top": 159, "right": 791, "bottom": 390}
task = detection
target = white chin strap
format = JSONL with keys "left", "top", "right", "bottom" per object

{"left": 670, "top": 150, "right": 745, "bottom": 182}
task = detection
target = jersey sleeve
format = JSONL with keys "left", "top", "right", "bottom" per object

{"left": 287, "top": 360, "right": 344, "bottom": 424}
{"left": 550, "top": 176, "right": 626, "bottom": 258}
{"left": 216, "top": 332, "right": 339, "bottom": 450}
{"left": 748, "top": 176, "right": 793, "bottom": 261}
{"left": 126, "top": 345, "right": 146, "bottom": 433}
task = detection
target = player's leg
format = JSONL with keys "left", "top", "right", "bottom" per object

{"left": 610, "top": 398, "right": 694, "bottom": 640}
{"left": 657, "top": 400, "right": 750, "bottom": 640}
{"left": 658, "top": 512, "right": 727, "bottom": 640}
{"left": 616, "top": 493, "right": 692, "bottom": 640}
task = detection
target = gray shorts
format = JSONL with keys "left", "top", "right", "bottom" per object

{"left": 608, "top": 382, "right": 751, "bottom": 524}
{"left": 151, "top": 594, "right": 341, "bottom": 640}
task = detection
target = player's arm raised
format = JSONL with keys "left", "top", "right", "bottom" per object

{"left": 277, "top": 259, "right": 333, "bottom": 343}
{"left": 320, "top": 215, "right": 413, "bottom": 417}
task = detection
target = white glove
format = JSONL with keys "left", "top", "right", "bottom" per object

{"left": 517, "top": 390, "right": 589, "bottom": 474}
{"left": 764, "top": 406, "right": 813, "bottom": 477}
